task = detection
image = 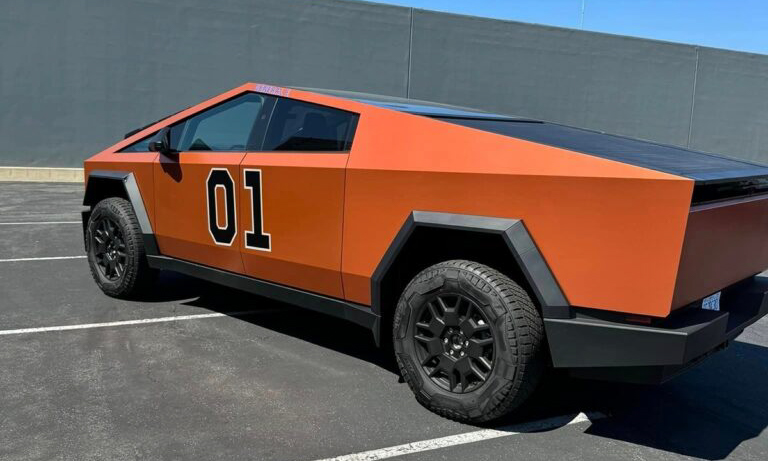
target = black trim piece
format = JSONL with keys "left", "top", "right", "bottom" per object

{"left": 564, "top": 348, "right": 726, "bottom": 384}
{"left": 142, "top": 233, "right": 159, "bottom": 256}
{"left": 246, "top": 96, "right": 277, "bottom": 151}
{"left": 545, "top": 275, "right": 768, "bottom": 374}
{"left": 422, "top": 114, "right": 541, "bottom": 123}
{"left": 691, "top": 176, "right": 768, "bottom": 205}
{"left": 83, "top": 169, "right": 131, "bottom": 204}
{"left": 147, "top": 255, "right": 380, "bottom": 340}
{"left": 83, "top": 170, "right": 159, "bottom": 256}
{"left": 80, "top": 210, "right": 91, "bottom": 251}
{"left": 345, "top": 114, "right": 360, "bottom": 151}
{"left": 545, "top": 311, "right": 727, "bottom": 368}
{"left": 372, "top": 211, "right": 570, "bottom": 319}
{"left": 501, "top": 220, "right": 570, "bottom": 315}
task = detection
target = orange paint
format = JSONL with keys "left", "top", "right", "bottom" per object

{"left": 153, "top": 152, "right": 245, "bottom": 273}
{"left": 239, "top": 153, "right": 347, "bottom": 298}
{"left": 85, "top": 83, "right": 767, "bottom": 319}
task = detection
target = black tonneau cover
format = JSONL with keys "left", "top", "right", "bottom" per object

{"left": 435, "top": 118, "right": 768, "bottom": 185}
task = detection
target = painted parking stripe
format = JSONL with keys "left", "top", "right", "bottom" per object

{"left": 313, "top": 412, "right": 604, "bottom": 461}
{"left": 0, "top": 255, "right": 86, "bottom": 263}
{"left": 0, "top": 310, "right": 272, "bottom": 336}
{"left": 0, "top": 221, "right": 80, "bottom": 225}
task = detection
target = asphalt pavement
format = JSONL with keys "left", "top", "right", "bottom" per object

{"left": 1, "top": 181, "right": 767, "bottom": 461}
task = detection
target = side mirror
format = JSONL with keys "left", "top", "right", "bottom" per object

{"left": 148, "top": 128, "right": 174, "bottom": 157}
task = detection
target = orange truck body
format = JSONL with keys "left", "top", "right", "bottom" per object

{"left": 83, "top": 83, "right": 768, "bottom": 383}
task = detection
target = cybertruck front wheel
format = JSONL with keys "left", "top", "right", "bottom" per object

{"left": 86, "top": 197, "right": 156, "bottom": 298}
{"left": 393, "top": 260, "right": 545, "bottom": 423}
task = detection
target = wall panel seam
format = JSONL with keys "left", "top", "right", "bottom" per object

{"left": 406, "top": 7, "right": 414, "bottom": 98}
{"left": 687, "top": 46, "right": 700, "bottom": 148}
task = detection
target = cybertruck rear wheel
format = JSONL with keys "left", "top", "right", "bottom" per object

{"left": 86, "top": 197, "right": 156, "bottom": 298}
{"left": 393, "top": 260, "right": 545, "bottom": 423}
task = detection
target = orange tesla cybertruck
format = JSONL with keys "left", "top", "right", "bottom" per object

{"left": 82, "top": 83, "right": 768, "bottom": 422}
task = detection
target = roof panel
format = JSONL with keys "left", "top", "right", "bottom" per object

{"left": 295, "top": 87, "right": 533, "bottom": 120}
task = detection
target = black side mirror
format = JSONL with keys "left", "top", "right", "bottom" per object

{"left": 148, "top": 127, "right": 174, "bottom": 156}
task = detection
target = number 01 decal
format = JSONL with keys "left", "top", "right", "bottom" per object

{"left": 206, "top": 169, "right": 237, "bottom": 246}
{"left": 205, "top": 168, "right": 271, "bottom": 251}
{"left": 243, "top": 169, "right": 271, "bottom": 251}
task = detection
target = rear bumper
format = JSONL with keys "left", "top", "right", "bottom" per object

{"left": 545, "top": 275, "right": 768, "bottom": 384}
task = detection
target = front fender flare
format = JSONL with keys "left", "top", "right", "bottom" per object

{"left": 82, "top": 170, "right": 158, "bottom": 255}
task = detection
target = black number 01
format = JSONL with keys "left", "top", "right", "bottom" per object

{"left": 206, "top": 168, "right": 271, "bottom": 251}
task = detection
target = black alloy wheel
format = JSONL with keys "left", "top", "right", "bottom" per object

{"left": 91, "top": 217, "right": 127, "bottom": 281}
{"left": 413, "top": 293, "right": 495, "bottom": 393}
{"left": 86, "top": 197, "right": 156, "bottom": 298}
{"left": 393, "top": 260, "right": 545, "bottom": 423}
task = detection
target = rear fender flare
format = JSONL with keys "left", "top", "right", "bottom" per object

{"left": 371, "top": 211, "right": 570, "bottom": 320}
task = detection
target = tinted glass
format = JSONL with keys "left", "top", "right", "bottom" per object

{"left": 172, "top": 93, "right": 267, "bottom": 152}
{"left": 263, "top": 99, "right": 356, "bottom": 152}
{"left": 119, "top": 130, "right": 161, "bottom": 153}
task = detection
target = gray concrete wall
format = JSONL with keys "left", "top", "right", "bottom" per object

{"left": 1, "top": 0, "right": 766, "bottom": 167}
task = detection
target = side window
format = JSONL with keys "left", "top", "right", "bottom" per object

{"left": 263, "top": 99, "right": 357, "bottom": 152}
{"left": 119, "top": 130, "right": 161, "bottom": 153}
{"left": 170, "top": 93, "right": 270, "bottom": 152}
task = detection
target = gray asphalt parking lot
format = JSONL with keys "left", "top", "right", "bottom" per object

{"left": 1, "top": 181, "right": 768, "bottom": 461}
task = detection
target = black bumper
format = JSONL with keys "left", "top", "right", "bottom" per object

{"left": 544, "top": 275, "right": 768, "bottom": 384}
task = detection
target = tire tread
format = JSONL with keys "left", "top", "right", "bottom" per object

{"left": 86, "top": 197, "right": 155, "bottom": 298}
{"left": 394, "top": 259, "right": 544, "bottom": 423}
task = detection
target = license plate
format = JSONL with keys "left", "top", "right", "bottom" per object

{"left": 702, "top": 291, "right": 721, "bottom": 311}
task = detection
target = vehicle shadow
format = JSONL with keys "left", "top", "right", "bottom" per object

{"left": 145, "top": 272, "right": 768, "bottom": 460}
{"left": 579, "top": 341, "right": 768, "bottom": 460}
{"left": 148, "top": 271, "right": 392, "bottom": 369}
{"left": 504, "top": 340, "right": 768, "bottom": 460}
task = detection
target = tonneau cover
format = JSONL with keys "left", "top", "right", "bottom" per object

{"left": 436, "top": 118, "right": 768, "bottom": 184}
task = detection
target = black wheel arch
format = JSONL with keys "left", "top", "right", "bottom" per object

{"left": 82, "top": 170, "right": 158, "bottom": 255}
{"left": 372, "top": 211, "right": 570, "bottom": 345}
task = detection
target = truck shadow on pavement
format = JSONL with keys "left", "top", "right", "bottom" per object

{"left": 151, "top": 271, "right": 768, "bottom": 460}
{"left": 521, "top": 341, "right": 768, "bottom": 460}
{"left": 578, "top": 340, "right": 768, "bottom": 460}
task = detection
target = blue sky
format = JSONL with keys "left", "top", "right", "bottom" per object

{"left": 368, "top": 0, "right": 768, "bottom": 55}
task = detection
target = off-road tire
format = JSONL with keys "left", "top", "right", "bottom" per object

{"left": 86, "top": 197, "right": 156, "bottom": 298}
{"left": 393, "top": 260, "right": 545, "bottom": 423}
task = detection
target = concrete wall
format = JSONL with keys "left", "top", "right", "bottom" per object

{"left": 1, "top": 0, "right": 766, "bottom": 167}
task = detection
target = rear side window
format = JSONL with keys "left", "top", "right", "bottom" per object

{"left": 172, "top": 93, "right": 269, "bottom": 151}
{"left": 263, "top": 99, "right": 357, "bottom": 152}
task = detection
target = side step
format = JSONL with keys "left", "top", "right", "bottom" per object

{"left": 147, "top": 255, "right": 381, "bottom": 344}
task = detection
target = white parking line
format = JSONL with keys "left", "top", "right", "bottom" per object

{"left": 0, "top": 221, "right": 80, "bottom": 225}
{"left": 313, "top": 412, "right": 604, "bottom": 461}
{"left": 0, "top": 255, "right": 86, "bottom": 263}
{"left": 0, "top": 311, "right": 267, "bottom": 336}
